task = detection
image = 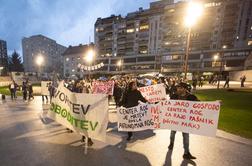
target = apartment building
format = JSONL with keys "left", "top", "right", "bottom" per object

{"left": 0, "top": 39, "right": 8, "bottom": 74}
{"left": 22, "top": 35, "right": 66, "bottom": 75}
{"left": 92, "top": 0, "right": 252, "bottom": 75}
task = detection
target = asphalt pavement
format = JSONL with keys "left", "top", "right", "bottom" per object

{"left": 0, "top": 97, "right": 252, "bottom": 166}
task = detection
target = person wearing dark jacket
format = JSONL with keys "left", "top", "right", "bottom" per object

{"left": 113, "top": 82, "right": 123, "bottom": 107}
{"left": 121, "top": 81, "right": 147, "bottom": 141}
{"left": 28, "top": 83, "right": 34, "bottom": 100}
{"left": 168, "top": 82, "right": 198, "bottom": 160}
{"left": 22, "top": 81, "right": 28, "bottom": 101}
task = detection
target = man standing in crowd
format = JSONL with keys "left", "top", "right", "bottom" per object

{"left": 240, "top": 75, "right": 246, "bottom": 87}
{"left": 22, "top": 81, "right": 28, "bottom": 101}
{"left": 120, "top": 81, "right": 147, "bottom": 141}
{"left": 48, "top": 82, "right": 55, "bottom": 103}
{"left": 28, "top": 82, "right": 34, "bottom": 100}
{"left": 223, "top": 75, "right": 230, "bottom": 88}
{"left": 9, "top": 80, "right": 18, "bottom": 100}
{"left": 168, "top": 82, "right": 198, "bottom": 160}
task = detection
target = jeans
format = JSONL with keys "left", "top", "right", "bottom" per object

{"left": 10, "top": 89, "right": 15, "bottom": 100}
{"left": 170, "top": 130, "right": 189, "bottom": 154}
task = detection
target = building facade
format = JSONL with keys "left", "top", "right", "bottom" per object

{"left": 22, "top": 35, "right": 66, "bottom": 75}
{"left": 92, "top": 0, "right": 252, "bottom": 75}
{"left": 0, "top": 39, "right": 8, "bottom": 75}
{"left": 62, "top": 44, "right": 97, "bottom": 78}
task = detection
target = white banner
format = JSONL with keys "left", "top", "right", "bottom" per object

{"left": 117, "top": 100, "right": 220, "bottom": 137}
{"left": 41, "top": 81, "right": 51, "bottom": 96}
{"left": 47, "top": 82, "right": 109, "bottom": 142}
{"left": 138, "top": 84, "right": 167, "bottom": 103}
{"left": 117, "top": 104, "right": 153, "bottom": 131}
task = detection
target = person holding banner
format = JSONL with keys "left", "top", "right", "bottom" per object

{"left": 168, "top": 82, "right": 198, "bottom": 160}
{"left": 120, "top": 81, "right": 147, "bottom": 141}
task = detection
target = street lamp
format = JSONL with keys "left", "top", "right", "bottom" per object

{"left": 36, "top": 55, "right": 44, "bottom": 78}
{"left": 217, "top": 45, "right": 227, "bottom": 89}
{"left": 84, "top": 49, "right": 95, "bottom": 64}
{"left": 213, "top": 54, "right": 219, "bottom": 61}
{"left": 117, "top": 60, "right": 123, "bottom": 72}
{"left": 84, "top": 49, "right": 95, "bottom": 78}
{"left": 183, "top": 1, "right": 204, "bottom": 80}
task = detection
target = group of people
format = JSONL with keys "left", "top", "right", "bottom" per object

{"left": 9, "top": 80, "right": 34, "bottom": 101}
{"left": 60, "top": 75, "right": 197, "bottom": 160}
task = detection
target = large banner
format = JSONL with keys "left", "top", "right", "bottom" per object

{"left": 47, "top": 82, "right": 108, "bottom": 142}
{"left": 92, "top": 81, "right": 114, "bottom": 95}
{"left": 117, "top": 100, "right": 220, "bottom": 137}
{"left": 41, "top": 81, "right": 51, "bottom": 96}
{"left": 138, "top": 84, "right": 167, "bottom": 103}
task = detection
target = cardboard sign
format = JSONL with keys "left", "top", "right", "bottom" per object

{"left": 41, "top": 81, "right": 51, "bottom": 96}
{"left": 138, "top": 84, "right": 167, "bottom": 103}
{"left": 92, "top": 81, "right": 114, "bottom": 95}
{"left": 117, "top": 100, "right": 220, "bottom": 137}
{"left": 117, "top": 104, "right": 153, "bottom": 131}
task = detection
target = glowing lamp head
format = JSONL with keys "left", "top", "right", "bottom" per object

{"left": 85, "top": 49, "right": 95, "bottom": 63}
{"left": 36, "top": 55, "right": 44, "bottom": 66}
{"left": 213, "top": 55, "right": 219, "bottom": 61}
{"left": 117, "top": 60, "right": 122, "bottom": 67}
{"left": 184, "top": 1, "right": 204, "bottom": 28}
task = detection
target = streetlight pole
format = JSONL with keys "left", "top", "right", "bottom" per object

{"left": 183, "top": 1, "right": 203, "bottom": 81}
{"left": 184, "top": 28, "right": 191, "bottom": 81}
{"left": 217, "top": 45, "right": 227, "bottom": 89}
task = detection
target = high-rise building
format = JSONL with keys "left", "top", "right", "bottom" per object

{"left": 93, "top": 0, "right": 252, "bottom": 75}
{"left": 22, "top": 35, "right": 66, "bottom": 75}
{"left": 0, "top": 39, "right": 8, "bottom": 75}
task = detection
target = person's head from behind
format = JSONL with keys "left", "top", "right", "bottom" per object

{"left": 129, "top": 81, "right": 137, "bottom": 91}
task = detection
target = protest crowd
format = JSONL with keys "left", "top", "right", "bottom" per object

{"left": 6, "top": 73, "right": 225, "bottom": 160}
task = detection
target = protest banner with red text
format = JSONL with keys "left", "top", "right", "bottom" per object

{"left": 117, "top": 100, "right": 220, "bottom": 137}
{"left": 92, "top": 81, "right": 114, "bottom": 95}
{"left": 138, "top": 84, "right": 167, "bottom": 103}
{"left": 117, "top": 104, "right": 154, "bottom": 131}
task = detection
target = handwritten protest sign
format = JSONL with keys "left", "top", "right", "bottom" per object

{"left": 47, "top": 82, "right": 108, "bottom": 142}
{"left": 117, "top": 100, "right": 220, "bottom": 137}
{"left": 138, "top": 84, "right": 166, "bottom": 103}
{"left": 92, "top": 81, "right": 114, "bottom": 95}
{"left": 41, "top": 81, "right": 51, "bottom": 96}
{"left": 117, "top": 104, "right": 154, "bottom": 131}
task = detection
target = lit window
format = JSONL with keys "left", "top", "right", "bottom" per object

{"left": 127, "top": 29, "right": 135, "bottom": 33}
{"left": 165, "top": 42, "right": 171, "bottom": 45}
{"left": 172, "top": 55, "right": 179, "bottom": 60}
{"left": 66, "top": 58, "right": 69, "bottom": 61}
{"left": 95, "top": 28, "right": 98, "bottom": 32}
{"left": 140, "top": 25, "right": 149, "bottom": 31}
{"left": 205, "top": 2, "right": 221, "bottom": 8}
{"left": 72, "top": 69, "right": 75, "bottom": 72}
{"left": 248, "top": 41, "right": 252, "bottom": 46}
{"left": 136, "top": 28, "right": 139, "bottom": 32}
{"left": 140, "top": 50, "right": 147, "bottom": 54}
{"left": 168, "top": 9, "right": 175, "bottom": 12}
